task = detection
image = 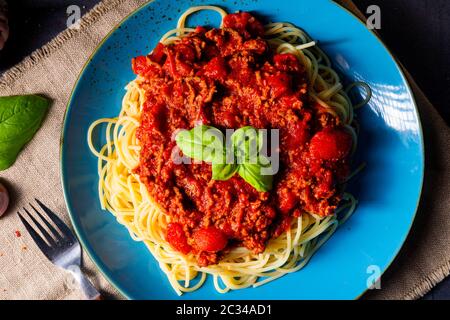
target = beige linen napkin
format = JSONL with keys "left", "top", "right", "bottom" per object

{"left": 0, "top": 0, "right": 449, "bottom": 300}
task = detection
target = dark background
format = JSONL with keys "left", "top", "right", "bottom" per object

{"left": 0, "top": 0, "right": 449, "bottom": 299}
{"left": 1, "top": 0, "right": 449, "bottom": 124}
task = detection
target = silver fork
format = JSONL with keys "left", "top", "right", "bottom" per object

{"left": 17, "top": 199, "right": 101, "bottom": 300}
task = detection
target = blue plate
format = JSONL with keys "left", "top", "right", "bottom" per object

{"left": 61, "top": 0, "right": 424, "bottom": 299}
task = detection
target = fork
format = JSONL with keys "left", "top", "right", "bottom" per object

{"left": 17, "top": 199, "right": 101, "bottom": 300}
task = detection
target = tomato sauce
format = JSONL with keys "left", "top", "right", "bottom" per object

{"left": 133, "top": 12, "right": 352, "bottom": 266}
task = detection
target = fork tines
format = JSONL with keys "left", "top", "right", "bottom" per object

{"left": 17, "top": 199, "right": 75, "bottom": 259}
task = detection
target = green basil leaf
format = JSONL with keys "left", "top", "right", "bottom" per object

{"left": 0, "top": 144, "right": 23, "bottom": 171}
{"left": 176, "top": 124, "right": 275, "bottom": 190}
{"left": 231, "top": 126, "right": 264, "bottom": 164}
{"left": 257, "top": 154, "right": 274, "bottom": 175}
{"left": 212, "top": 163, "right": 238, "bottom": 181}
{"left": 175, "top": 125, "right": 225, "bottom": 163}
{"left": 238, "top": 158, "right": 273, "bottom": 192}
{"left": 0, "top": 95, "right": 50, "bottom": 171}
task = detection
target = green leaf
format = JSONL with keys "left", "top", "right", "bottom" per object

{"left": 212, "top": 163, "right": 238, "bottom": 180}
{"left": 238, "top": 161, "right": 273, "bottom": 192}
{"left": 175, "top": 125, "right": 225, "bottom": 163}
{"left": 231, "top": 126, "right": 264, "bottom": 164}
{"left": 175, "top": 124, "right": 275, "bottom": 192}
{"left": 0, "top": 144, "right": 23, "bottom": 171}
{"left": 0, "top": 95, "right": 50, "bottom": 171}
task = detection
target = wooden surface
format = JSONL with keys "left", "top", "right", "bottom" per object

{"left": 0, "top": 0, "right": 449, "bottom": 299}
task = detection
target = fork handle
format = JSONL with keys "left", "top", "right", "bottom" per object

{"left": 68, "top": 265, "right": 101, "bottom": 300}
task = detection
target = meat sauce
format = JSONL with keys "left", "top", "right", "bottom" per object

{"left": 133, "top": 12, "right": 352, "bottom": 266}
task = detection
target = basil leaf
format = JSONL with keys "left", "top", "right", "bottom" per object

{"left": 0, "top": 144, "right": 23, "bottom": 172}
{"left": 237, "top": 156, "right": 273, "bottom": 192}
{"left": 0, "top": 95, "right": 50, "bottom": 171}
{"left": 212, "top": 163, "right": 238, "bottom": 181}
{"left": 231, "top": 126, "right": 264, "bottom": 164}
{"left": 175, "top": 125, "right": 225, "bottom": 163}
{"left": 176, "top": 124, "right": 275, "bottom": 191}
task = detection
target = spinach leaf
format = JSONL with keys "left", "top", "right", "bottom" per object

{"left": 0, "top": 95, "right": 50, "bottom": 171}
{"left": 175, "top": 125, "right": 225, "bottom": 163}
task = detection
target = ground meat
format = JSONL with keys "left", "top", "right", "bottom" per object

{"left": 133, "top": 12, "right": 352, "bottom": 266}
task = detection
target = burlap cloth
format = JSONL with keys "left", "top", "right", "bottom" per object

{"left": 0, "top": 0, "right": 448, "bottom": 300}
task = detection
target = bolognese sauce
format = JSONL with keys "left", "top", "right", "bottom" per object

{"left": 133, "top": 12, "right": 352, "bottom": 266}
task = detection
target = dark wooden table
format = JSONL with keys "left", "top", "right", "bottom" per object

{"left": 1, "top": 0, "right": 449, "bottom": 299}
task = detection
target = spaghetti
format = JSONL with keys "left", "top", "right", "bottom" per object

{"left": 87, "top": 6, "right": 370, "bottom": 295}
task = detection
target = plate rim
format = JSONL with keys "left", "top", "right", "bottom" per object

{"left": 60, "top": 0, "right": 425, "bottom": 300}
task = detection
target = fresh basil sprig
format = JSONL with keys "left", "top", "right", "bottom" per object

{"left": 175, "top": 125, "right": 225, "bottom": 163}
{"left": 175, "top": 124, "right": 273, "bottom": 192}
{"left": 0, "top": 95, "right": 50, "bottom": 171}
{"left": 238, "top": 161, "right": 273, "bottom": 192}
{"left": 212, "top": 163, "right": 238, "bottom": 181}
{"left": 231, "top": 126, "right": 261, "bottom": 163}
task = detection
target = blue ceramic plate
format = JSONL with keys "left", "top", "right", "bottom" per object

{"left": 61, "top": 0, "right": 424, "bottom": 299}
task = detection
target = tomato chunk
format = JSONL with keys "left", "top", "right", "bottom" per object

{"left": 192, "top": 227, "right": 228, "bottom": 252}
{"left": 166, "top": 223, "right": 191, "bottom": 254}
{"left": 284, "top": 120, "right": 309, "bottom": 150}
{"left": 195, "top": 26, "right": 207, "bottom": 34}
{"left": 266, "top": 72, "right": 292, "bottom": 98}
{"left": 310, "top": 128, "right": 353, "bottom": 160}
{"left": 202, "top": 57, "right": 228, "bottom": 81}
{"left": 149, "top": 42, "right": 166, "bottom": 64}
{"left": 132, "top": 56, "right": 149, "bottom": 75}
{"left": 223, "top": 12, "right": 265, "bottom": 38}
{"left": 132, "top": 55, "right": 160, "bottom": 76}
